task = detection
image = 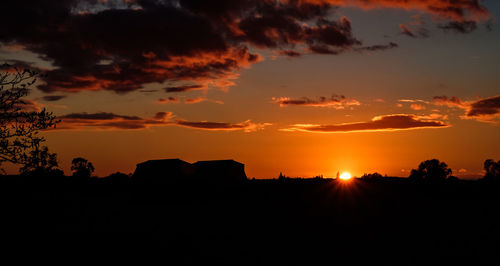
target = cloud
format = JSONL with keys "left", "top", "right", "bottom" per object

{"left": 433, "top": 95, "right": 500, "bottom": 123}
{"left": 399, "top": 24, "right": 429, "bottom": 38}
{"left": 41, "top": 95, "right": 67, "bottom": 102}
{"left": 184, "top": 97, "right": 207, "bottom": 104}
{"left": 410, "top": 103, "right": 426, "bottom": 111}
{"left": 355, "top": 42, "right": 398, "bottom": 52}
{"left": 438, "top": 20, "right": 477, "bottom": 34}
{"left": 17, "top": 99, "right": 43, "bottom": 112}
{"left": 432, "top": 96, "right": 466, "bottom": 108}
{"left": 398, "top": 99, "right": 429, "bottom": 110}
{"left": 277, "top": 50, "right": 302, "bottom": 57}
{"left": 57, "top": 111, "right": 166, "bottom": 130}
{"left": 282, "top": 114, "right": 449, "bottom": 133}
{"left": 5, "top": 0, "right": 488, "bottom": 94}
{"left": 272, "top": 95, "right": 360, "bottom": 109}
{"left": 317, "top": 0, "right": 489, "bottom": 22}
{"left": 175, "top": 120, "right": 271, "bottom": 132}
{"left": 164, "top": 84, "right": 205, "bottom": 93}
{"left": 56, "top": 111, "right": 269, "bottom": 132}
{"left": 399, "top": 99, "right": 430, "bottom": 104}
{"left": 156, "top": 97, "right": 179, "bottom": 104}
{"left": 464, "top": 95, "right": 500, "bottom": 123}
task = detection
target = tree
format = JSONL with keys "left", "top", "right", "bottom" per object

{"left": 0, "top": 63, "right": 58, "bottom": 170}
{"left": 71, "top": 157, "right": 95, "bottom": 179}
{"left": 483, "top": 159, "right": 500, "bottom": 181}
{"left": 19, "top": 146, "right": 64, "bottom": 178}
{"left": 361, "top": 172, "right": 383, "bottom": 180}
{"left": 409, "top": 159, "right": 452, "bottom": 182}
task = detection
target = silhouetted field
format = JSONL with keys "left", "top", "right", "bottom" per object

{"left": 1, "top": 176, "right": 499, "bottom": 265}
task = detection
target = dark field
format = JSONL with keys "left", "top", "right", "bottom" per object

{"left": 1, "top": 176, "right": 499, "bottom": 265}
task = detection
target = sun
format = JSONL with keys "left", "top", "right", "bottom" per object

{"left": 339, "top": 172, "right": 352, "bottom": 180}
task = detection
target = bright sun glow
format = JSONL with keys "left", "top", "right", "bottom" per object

{"left": 339, "top": 172, "right": 352, "bottom": 180}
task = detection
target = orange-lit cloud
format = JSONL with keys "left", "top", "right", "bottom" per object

{"left": 398, "top": 99, "right": 429, "bottom": 110}
{"left": 156, "top": 97, "right": 180, "bottom": 104}
{"left": 463, "top": 95, "right": 500, "bottom": 123}
{"left": 410, "top": 103, "right": 426, "bottom": 111}
{"left": 272, "top": 95, "right": 360, "bottom": 109}
{"left": 184, "top": 97, "right": 207, "bottom": 104}
{"left": 282, "top": 114, "right": 449, "bottom": 133}
{"left": 16, "top": 99, "right": 44, "bottom": 112}
{"left": 56, "top": 111, "right": 269, "bottom": 132}
{"left": 432, "top": 96, "right": 467, "bottom": 109}
{"left": 163, "top": 84, "right": 206, "bottom": 93}
{"left": 175, "top": 120, "right": 271, "bottom": 132}
{"left": 433, "top": 95, "right": 500, "bottom": 123}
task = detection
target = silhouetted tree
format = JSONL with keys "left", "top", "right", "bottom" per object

{"left": 483, "top": 159, "right": 500, "bottom": 181}
{"left": 361, "top": 172, "right": 383, "bottom": 180}
{"left": 409, "top": 159, "right": 452, "bottom": 182}
{"left": 0, "top": 64, "right": 57, "bottom": 171}
{"left": 107, "top": 172, "right": 131, "bottom": 184}
{"left": 71, "top": 157, "right": 94, "bottom": 179}
{"left": 19, "top": 146, "right": 63, "bottom": 177}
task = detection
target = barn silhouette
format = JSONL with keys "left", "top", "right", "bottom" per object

{"left": 131, "top": 159, "right": 247, "bottom": 184}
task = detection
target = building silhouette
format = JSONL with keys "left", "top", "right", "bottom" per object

{"left": 132, "top": 158, "right": 247, "bottom": 184}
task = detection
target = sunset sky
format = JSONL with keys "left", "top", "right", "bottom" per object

{"left": 1, "top": 0, "right": 499, "bottom": 178}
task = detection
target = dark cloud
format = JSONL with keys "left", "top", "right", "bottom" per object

{"left": 282, "top": 114, "right": 448, "bottom": 133}
{"left": 41, "top": 95, "right": 67, "bottom": 102}
{"left": 465, "top": 95, "right": 500, "bottom": 122}
{"left": 0, "top": 0, "right": 489, "bottom": 94}
{"left": 60, "top": 112, "right": 144, "bottom": 121}
{"left": 156, "top": 97, "right": 180, "bottom": 104}
{"left": 16, "top": 99, "right": 43, "bottom": 112}
{"left": 438, "top": 20, "right": 477, "bottom": 34}
{"left": 278, "top": 50, "right": 302, "bottom": 57}
{"left": 164, "top": 84, "right": 205, "bottom": 93}
{"left": 355, "top": 42, "right": 398, "bottom": 52}
{"left": 432, "top": 96, "right": 466, "bottom": 108}
{"left": 56, "top": 111, "right": 269, "bottom": 131}
{"left": 432, "top": 95, "right": 500, "bottom": 123}
{"left": 184, "top": 97, "right": 207, "bottom": 104}
{"left": 272, "top": 94, "right": 360, "bottom": 109}
{"left": 175, "top": 119, "right": 271, "bottom": 132}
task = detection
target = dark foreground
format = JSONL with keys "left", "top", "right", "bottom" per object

{"left": 1, "top": 176, "right": 499, "bottom": 265}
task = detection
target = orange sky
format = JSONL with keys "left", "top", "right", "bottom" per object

{"left": 1, "top": 0, "right": 499, "bottom": 178}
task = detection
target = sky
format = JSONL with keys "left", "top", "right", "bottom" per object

{"left": 1, "top": 0, "right": 499, "bottom": 178}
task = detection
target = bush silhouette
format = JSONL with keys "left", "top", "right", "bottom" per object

{"left": 483, "top": 159, "right": 500, "bottom": 181}
{"left": 409, "top": 159, "right": 452, "bottom": 182}
{"left": 361, "top": 172, "right": 383, "bottom": 180}
{"left": 107, "top": 172, "right": 131, "bottom": 184}
{"left": 19, "top": 146, "right": 63, "bottom": 178}
{"left": 71, "top": 157, "right": 94, "bottom": 179}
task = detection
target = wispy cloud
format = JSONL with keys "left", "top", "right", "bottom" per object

{"left": 41, "top": 95, "right": 67, "bottom": 102}
{"left": 156, "top": 97, "right": 180, "bottom": 104}
{"left": 272, "top": 95, "right": 360, "bottom": 109}
{"left": 176, "top": 120, "right": 271, "bottom": 132}
{"left": 56, "top": 111, "right": 269, "bottom": 132}
{"left": 164, "top": 84, "right": 205, "bottom": 93}
{"left": 282, "top": 114, "right": 449, "bottom": 133}
{"left": 433, "top": 95, "right": 500, "bottom": 123}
